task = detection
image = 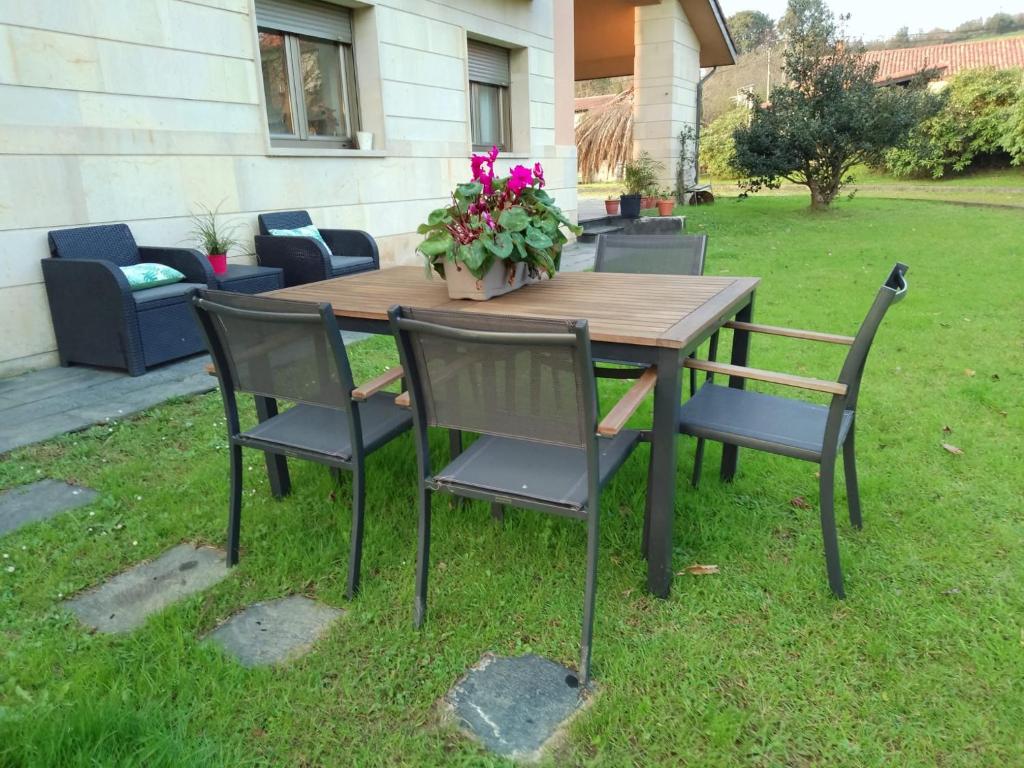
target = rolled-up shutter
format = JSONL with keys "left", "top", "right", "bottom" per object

{"left": 255, "top": 0, "right": 352, "bottom": 44}
{"left": 467, "top": 39, "right": 510, "bottom": 87}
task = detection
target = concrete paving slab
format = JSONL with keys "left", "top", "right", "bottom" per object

{"left": 204, "top": 595, "right": 344, "bottom": 667}
{"left": 0, "top": 480, "right": 99, "bottom": 536}
{"left": 65, "top": 543, "right": 228, "bottom": 633}
{"left": 446, "top": 654, "right": 588, "bottom": 761}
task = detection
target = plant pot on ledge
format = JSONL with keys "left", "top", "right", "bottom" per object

{"left": 641, "top": 196, "right": 656, "bottom": 210}
{"left": 619, "top": 194, "right": 642, "bottom": 218}
{"left": 656, "top": 199, "right": 675, "bottom": 216}
{"left": 207, "top": 253, "right": 228, "bottom": 275}
{"left": 604, "top": 198, "right": 620, "bottom": 215}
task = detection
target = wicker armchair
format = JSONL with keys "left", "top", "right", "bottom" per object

{"left": 43, "top": 224, "right": 214, "bottom": 376}
{"left": 255, "top": 210, "right": 379, "bottom": 287}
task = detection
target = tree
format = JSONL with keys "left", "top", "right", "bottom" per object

{"left": 727, "top": 10, "right": 775, "bottom": 54}
{"left": 732, "top": 0, "right": 939, "bottom": 209}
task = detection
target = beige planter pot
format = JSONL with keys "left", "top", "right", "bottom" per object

{"left": 445, "top": 260, "right": 527, "bottom": 301}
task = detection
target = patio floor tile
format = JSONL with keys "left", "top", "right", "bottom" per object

{"left": 204, "top": 595, "right": 344, "bottom": 667}
{"left": 65, "top": 543, "right": 228, "bottom": 633}
{"left": 0, "top": 479, "right": 99, "bottom": 536}
{"left": 446, "top": 653, "right": 589, "bottom": 761}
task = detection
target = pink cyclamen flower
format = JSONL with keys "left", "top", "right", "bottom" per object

{"left": 482, "top": 211, "right": 496, "bottom": 230}
{"left": 533, "top": 162, "right": 545, "bottom": 187}
{"left": 507, "top": 165, "right": 534, "bottom": 195}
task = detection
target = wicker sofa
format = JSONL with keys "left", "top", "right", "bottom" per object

{"left": 43, "top": 224, "right": 214, "bottom": 377}
{"left": 254, "top": 210, "right": 379, "bottom": 287}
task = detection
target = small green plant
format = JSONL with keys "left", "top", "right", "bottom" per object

{"left": 188, "top": 202, "right": 244, "bottom": 255}
{"left": 622, "top": 151, "right": 663, "bottom": 196}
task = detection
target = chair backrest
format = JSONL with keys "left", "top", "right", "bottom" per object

{"left": 48, "top": 224, "right": 140, "bottom": 267}
{"left": 837, "top": 263, "right": 909, "bottom": 409}
{"left": 389, "top": 307, "right": 598, "bottom": 449}
{"left": 594, "top": 233, "right": 707, "bottom": 276}
{"left": 258, "top": 210, "right": 314, "bottom": 235}
{"left": 190, "top": 289, "right": 354, "bottom": 412}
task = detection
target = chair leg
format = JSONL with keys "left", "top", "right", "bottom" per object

{"left": 450, "top": 431, "right": 465, "bottom": 511}
{"left": 413, "top": 487, "right": 432, "bottom": 628}
{"left": 346, "top": 463, "right": 366, "bottom": 599}
{"left": 689, "top": 362, "right": 698, "bottom": 398}
{"left": 818, "top": 460, "right": 845, "bottom": 598}
{"left": 227, "top": 444, "right": 243, "bottom": 566}
{"left": 843, "top": 432, "right": 862, "bottom": 530}
{"left": 641, "top": 445, "right": 655, "bottom": 558}
{"left": 579, "top": 507, "right": 601, "bottom": 688}
{"left": 691, "top": 438, "right": 706, "bottom": 488}
{"left": 491, "top": 503, "right": 505, "bottom": 523}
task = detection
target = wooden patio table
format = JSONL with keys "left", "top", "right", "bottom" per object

{"left": 269, "top": 265, "right": 759, "bottom": 598}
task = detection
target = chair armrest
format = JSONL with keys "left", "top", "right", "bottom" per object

{"left": 352, "top": 366, "right": 404, "bottom": 400}
{"left": 723, "top": 321, "right": 854, "bottom": 346}
{"left": 683, "top": 359, "right": 848, "bottom": 396}
{"left": 597, "top": 367, "right": 657, "bottom": 437}
{"left": 319, "top": 229, "right": 380, "bottom": 268}
{"left": 41, "top": 257, "right": 132, "bottom": 298}
{"left": 395, "top": 391, "right": 411, "bottom": 408}
{"left": 138, "top": 246, "right": 214, "bottom": 286}
{"left": 254, "top": 235, "right": 332, "bottom": 287}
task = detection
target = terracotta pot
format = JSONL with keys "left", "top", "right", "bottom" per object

{"left": 656, "top": 199, "right": 675, "bottom": 216}
{"left": 207, "top": 253, "right": 228, "bottom": 275}
{"left": 641, "top": 196, "right": 656, "bottom": 210}
{"left": 445, "top": 260, "right": 528, "bottom": 300}
{"left": 604, "top": 199, "right": 620, "bottom": 215}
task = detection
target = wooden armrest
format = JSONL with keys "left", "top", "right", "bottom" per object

{"left": 395, "top": 391, "right": 410, "bottom": 408}
{"left": 683, "top": 359, "right": 847, "bottom": 396}
{"left": 724, "top": 321, "right": 855, "bottom": 346}
{"left": 597, "top": 367, "right": 657, "bottom": 437}
{"left": 352, "top": 366, "right": 404, "bottom": 401}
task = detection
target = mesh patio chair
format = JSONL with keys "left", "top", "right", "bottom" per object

{"left": 255, "top": 210, "right": 379, "bottom": 287}
{"left": 191, "top": 289, "right": 412, "bottom": 598}
{"left": 678, "top": 263, "right": 910, "bottom": 598}
{"left": 388, "top": 306, "right": 657, "bottom": 686}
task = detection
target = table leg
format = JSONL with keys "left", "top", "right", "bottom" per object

{"left": 646, "top": 346, "right": 682, "bottom": 598}
{"left": 721, "top": 296, "right": 755, "bottom": 482}
{"left": 254, "top": 396, "right": 291, "bottom": 498}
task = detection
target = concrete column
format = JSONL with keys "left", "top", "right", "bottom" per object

{"left": 633, "top": 0, "right": 701, "bottom": 192}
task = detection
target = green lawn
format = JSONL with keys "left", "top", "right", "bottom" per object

{"left": 2, "top": 196, "right": 1023, "bottom": 766}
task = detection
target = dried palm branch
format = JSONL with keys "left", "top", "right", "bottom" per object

{"left": 575, "top": 87, "right": 634, "bottom": 183}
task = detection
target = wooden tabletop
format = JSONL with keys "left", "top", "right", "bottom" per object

{"left": 269, "top": 266, "right": 759, "bottom": 349}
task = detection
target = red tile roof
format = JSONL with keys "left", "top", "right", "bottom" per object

{"left": 864, "top": 37, "right": 1024, "bottom": 84}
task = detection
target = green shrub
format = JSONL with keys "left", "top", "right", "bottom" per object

{"left": 885, "top": 67, "right": 1024, "bottom": 177}
{"left": 699, "top": 106, "right": 750, "bottom": 179}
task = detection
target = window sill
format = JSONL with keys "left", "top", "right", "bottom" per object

{"left": 267, "top": 147, "right": 388, "bottom": 158}
{"left": 471, "top": 151, "right": 532, "bottom": 159}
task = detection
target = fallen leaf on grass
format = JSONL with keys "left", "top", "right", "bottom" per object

{"left": 683, "top": 564, "right": 720, "bottom": 576}
{"left": 990, "top": 373, "right": 1000, "bottom": 381}
{"left": 942, "top": 443, "right": 964, "bottom": 455}
{"left": 964, "top": 368, "right": 976, "bottom": 377}
{"left": 942, "top": 587, "right": 961, "bottom": 596}
{"left": 790, "top": 496, "right": 812, "bottom": 510}
{"left": 942, "top": 425, "right": 952, "bottom": 434}
{"left": 999, "top": 410, "right": 1008, "bottom": 417}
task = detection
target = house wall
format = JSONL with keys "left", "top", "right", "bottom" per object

{"left": 0, "top": 0, "right": 578, "bottom": 377}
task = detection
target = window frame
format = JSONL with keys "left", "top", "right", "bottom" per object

{"left": 257, "top": 27, "right": 360, "bottom": 150}
{"left": 469, "top": 80, "right": 512, "bottom": 152}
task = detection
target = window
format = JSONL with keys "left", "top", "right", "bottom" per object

{"left": 468, "top": 40, "right": 512, "bottom": 151}
{"left": 256, "top": 0, "right": 358, "bottom": 148}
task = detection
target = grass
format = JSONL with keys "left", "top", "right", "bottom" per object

{"left": 2, "top": 196, "right": 1023, "bottom": 766}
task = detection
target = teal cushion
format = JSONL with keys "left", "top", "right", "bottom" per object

{"left": 269, "top": 224, "right": 329, "bottom": 250}
{"left": 120, "top": 263, "right": 186, "bottom": 292}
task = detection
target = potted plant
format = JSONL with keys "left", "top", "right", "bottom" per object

{"left": 417, "top": 147, "right": 581, "bottom": 300}
{"left": 620, "top": 151, "right": 663, "bottom": 218}
{"left": 656, "top": 188, "right": 676, "bottom": 216}
{"left": 604, "top": 195, "right": 620, "bottom": 215}
{"left": 188, "top": 202, "right": 243, "bottom": 276}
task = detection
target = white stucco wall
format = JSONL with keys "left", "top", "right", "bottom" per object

{"left": 0, "top": 0, "right": 578, "bottom": 376}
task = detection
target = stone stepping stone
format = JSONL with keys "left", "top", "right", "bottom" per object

{"left": 204, "top": 595, "right": 343, "bottom": 667}
{"left": 65, "top": 543, "right": 228, "bottom": 633}
{"left": 446, "top": 654, "right": 588, "bottom": 761}
{"left": 0, "top": 479, "right": 99, "bottom": 536}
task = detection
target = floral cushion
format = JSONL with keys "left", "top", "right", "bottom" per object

{"left": 269, "top": 224, "right": 329, "bottom": 251}
{"left": 119, "top": 263, "right": 186, "bottom": 292}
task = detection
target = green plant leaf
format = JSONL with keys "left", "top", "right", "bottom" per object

{"left": 524, "top": 227, "right": 553, "bottom": 251}
{"left": 417, "top": 230, "right": 453, "bottom": 258}
{"left": 427, "top": 208, "right": 451, "bottom": 226}
{"left": 510, "top": 231, "right": 528, "bottom": 260}
{"left": 498, "top": 207, "right": 530, "bottom": 232}
{"left": 456, "top": 182, "right": 484, "bottom": 200}
{"left": 483, "top": 230, "right": 513, "bottom": 258}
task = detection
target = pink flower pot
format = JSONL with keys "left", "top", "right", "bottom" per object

{"left": 207, "top": 253, "right": 228, "bottom": 275}
{"left": 604, "top": 199, "right": 620, "bottom": 215}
